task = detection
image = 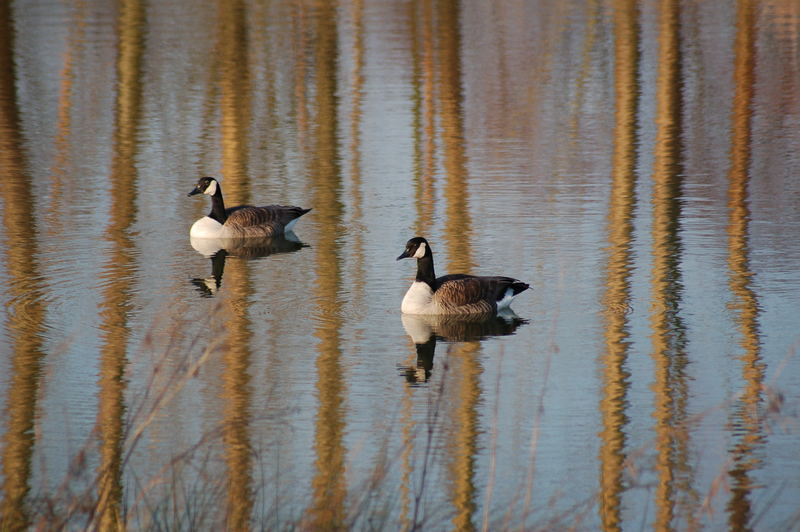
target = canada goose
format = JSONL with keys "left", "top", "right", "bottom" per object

{"left": 187, "top": 177, "right": 310, "bottom": 238}
{"left": 396, "top": 237, "right": 529, "bottom": 315}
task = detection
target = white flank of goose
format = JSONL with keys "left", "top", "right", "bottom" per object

{"left": 188, "top": 177, "right": 311, "bottom": 238}
{"left": 396, "top": 236, "right": 529, "bottom": 315}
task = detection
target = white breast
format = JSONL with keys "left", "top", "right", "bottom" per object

{"left": 401, "top": 281, "right": 434, "bottom": 314}
{"left": 190, "top": 216, "right": 224, "bottom": 238}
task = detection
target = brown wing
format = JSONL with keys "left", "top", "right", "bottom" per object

{"left": 431, "top": 276, "right": 495, "bottom": 314}
{"left": 432, "top": 275, "right": 529, "bottom": 314}
{"left": 224, "top": 205, "right": 310, "bottom": 237}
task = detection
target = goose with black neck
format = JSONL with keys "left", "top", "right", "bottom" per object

{"left": 396, "top": 236, "right": 529, "bottom": 315}
{"left": 187, "top": 176, "right": 310, "bottom": 239}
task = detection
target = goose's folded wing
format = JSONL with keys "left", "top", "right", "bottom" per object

{"left": 431, "top": 275, "right": 493, "bottom": 313}
{"left": 226, "top": 205, "right": 309, "bottom": 228}
{"left": 434, "top": 274, "right": 527, "bottom": 311}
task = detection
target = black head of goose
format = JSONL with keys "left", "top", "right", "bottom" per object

{"left": 396, "top": 236, "right": 529, "bottom": 315}
{"left": 187, "top": 177, "right": 311, "bottom": 239}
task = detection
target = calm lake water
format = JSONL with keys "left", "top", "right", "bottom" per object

{"left": 2, "top": 0, "right": 800, "bottom": 530}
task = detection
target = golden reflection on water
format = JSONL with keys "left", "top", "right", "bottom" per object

{"left": 725, "top": 1, "right": 766, "bottom": 528}
{"left": 94, "top": 0, "right": 145, "bottom": 528}
{"left": 410, "top": 0, "right": 437, "bottom": 234}
{"left": 348, "top": 0, "right": 366, "bottom": 306}
{"left": 438, "top": 0, "right": 473, "bottom": 275}
{"left": 306, "top": 2, "right": 348, "bottom": 529}
{"left": 218, "top": 0, "right": 251, "bottom": 206}
{"left": 46, "top": 4, "right": 85, "bottom": 229}
{"left": 215, "top": 2, "right": 257, "bottom": 527}
{"left": 415, "top": 1, "right": 481, "bottom": 528}
{"left": 445, "top": 342, "right": 481, "bottom": 532}
{"left": 218, "top": 262, "right": 255, "bottom": 531}
{"left": 292, "top": 2, "right": 310, "bottom": 148}
{"left": 598, "top": 1, "right": 639, "bottom": 530}
{"left": 0, "top": 5, "right": 46, "bottom": 529}
{"left": 649, "top": 0, "right": 698, "bottom": 528}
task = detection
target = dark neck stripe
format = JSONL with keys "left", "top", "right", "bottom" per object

{"left": 415, "top": 254, "right": 436, "bottom": 289}
{"left": 208, "top": 189, "right": 227, "bottom": 224}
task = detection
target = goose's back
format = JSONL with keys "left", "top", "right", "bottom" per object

{"left": 223, "top": 205, "right": 310, "bottom": 237}
{"left": 427, "top": 275, "right": 520, "bottom": 314}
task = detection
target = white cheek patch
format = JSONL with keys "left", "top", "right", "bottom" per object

{"left": 204, "top": 180, "right": 218, "bottom": 195}
{"left": 413, "top": 242, "right": 427, "bottom": 259}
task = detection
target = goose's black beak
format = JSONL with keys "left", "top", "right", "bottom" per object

{"left": 397, "top": 250, "right": 411, "bottom": 261}
{"left": 188, "top": 187, "right": 201, "bottom": 197}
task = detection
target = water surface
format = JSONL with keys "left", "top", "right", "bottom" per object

{"left": 1, "top": 0, "right": 800, "bottom": 530}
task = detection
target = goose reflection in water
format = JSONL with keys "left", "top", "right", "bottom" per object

{"left": 399, "top": 311, "right": 527, "bottom": 384}
{"left": 189, "top": 235, "right": 308, "bottom": 297}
